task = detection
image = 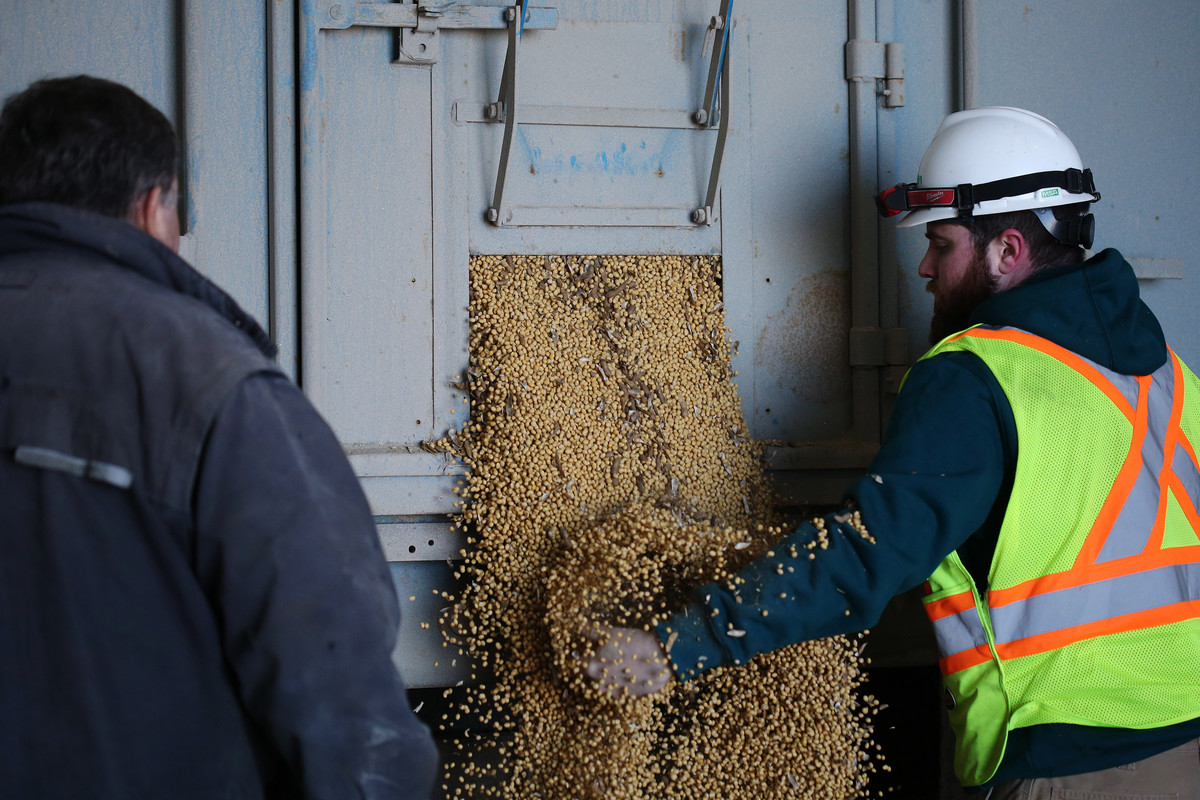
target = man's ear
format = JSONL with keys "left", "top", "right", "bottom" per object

{"left": 129, "top": 182, "right": 181, "bottom": 253}
{"left": 990, "top": 228, "right": 1033, "bottom": 287}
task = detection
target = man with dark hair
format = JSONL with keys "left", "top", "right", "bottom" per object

{"left": 582, "top": 107, "right": 1200, "bottom": 797}
{"left": 0, "top": 75, "right": 437, "bottom": 799}
{"left": 0, "top": 74, "right": 179, "bottom": 220}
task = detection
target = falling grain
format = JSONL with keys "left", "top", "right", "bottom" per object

{"left": 433, "top": 254, "right": 878, "bottom": 799}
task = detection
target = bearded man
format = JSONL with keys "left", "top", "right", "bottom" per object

{"left": 581, "top": 107, "right": 1200, "bottom": 799}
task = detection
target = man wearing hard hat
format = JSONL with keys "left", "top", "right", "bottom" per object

{"left": 585, "top": 107, "right": 1200, "bottom": 797}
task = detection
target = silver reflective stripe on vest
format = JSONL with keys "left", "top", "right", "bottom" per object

{"left": 990, "top": 561, "right": 1200, "bottom": 645}
{"left": 1177, "top": 440, "right": 1200, "bottom": 501}
{"left": 931, "top": 604, "right": 989, "bottom": 658}
{"left": 1086, "top": 354, "right": 1143, "bottom": 411}
{"left": 14, "top": 445, "right": 134, "bottom": 490}
{"left": 1100, "top": 357, "right": 1177, "bottom": 562}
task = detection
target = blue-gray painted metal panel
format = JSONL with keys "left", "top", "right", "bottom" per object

{"left": 970, "top": 1, "right": 1200, "bottom": 367}
{"left": 360, "top": 477, "right": 462, "bottom": 520}
{"left": 460, "top": 14, "right": 726, "bottom": 250}
{"left": 1, "top": 1, "right": 177, "bottom": 118}
{"left": 382, "top": 521, "right": 472, "bottom": 688}
{"left": 889, "top": 1, "right": 1200, "bottom": 368}
{"left": 178, "top": 1, "right": 272, "bottom": 329}
{"left": 299, "top": 26, "right": 441, "bottom": 446}
{"left": 389, "top": 561, "right": 472, "bottom": 688}
{"left": 725, "top": 1, "right": 853, "bottom": 443}
{"left": 2, "top": 0, "right": 274, "bottom": 334}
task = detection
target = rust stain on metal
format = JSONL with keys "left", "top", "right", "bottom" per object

{"left": 754, "top": 270, "right": 850, "bottom": 404}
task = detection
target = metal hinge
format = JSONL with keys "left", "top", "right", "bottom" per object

{"left": 845, "top": 39, "right": 905, "bottom": 108}
{"left": 316, "top": 1, "right": 558, "bottom": 64}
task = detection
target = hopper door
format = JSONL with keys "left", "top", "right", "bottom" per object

{"left": 297, "top": 0, "right": 900, "bottom": 690}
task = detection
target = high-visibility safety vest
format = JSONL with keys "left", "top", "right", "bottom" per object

{"left": 918, "top": 325, "right": 1200, "bottom": 786}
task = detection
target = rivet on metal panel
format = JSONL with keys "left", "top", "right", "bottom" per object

{"left": 329, "top": 3, "right": 345, "bottom": 21}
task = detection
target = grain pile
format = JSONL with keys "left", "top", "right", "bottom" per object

{"left": 433, "top": 254, "right": 881, "bottom": 799}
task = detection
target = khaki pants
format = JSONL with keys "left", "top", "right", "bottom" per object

{"left": 988, "top": 739, "right": 1200, "bottom": 800}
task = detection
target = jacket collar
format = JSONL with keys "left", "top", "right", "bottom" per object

{"left": 970, "top": 248, "right": 1166, "bottom": 376}
{"left": 0, "top": 202, "right": 276, "bottom": 358}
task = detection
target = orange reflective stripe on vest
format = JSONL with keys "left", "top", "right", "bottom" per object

{"left": 926, "top": 587, "right": 991, "bottom": 673}
{"left": 926, "top": 328, "right": 1200, "bottom": 675}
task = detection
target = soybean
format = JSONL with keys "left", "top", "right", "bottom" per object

{"left": 429, "top": 255, "right": 880, "bottom": 799}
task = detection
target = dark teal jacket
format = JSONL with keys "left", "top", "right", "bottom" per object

{"left": 660, "top": 248, "right": 1200, "bottom": 787}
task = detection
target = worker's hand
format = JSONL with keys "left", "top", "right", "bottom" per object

{"left": 582, "top": 625, "right": 673, "bottom": 698}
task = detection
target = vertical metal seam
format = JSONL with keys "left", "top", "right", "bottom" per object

{"left": 174, "top": 0, "right": 190, "bottom": 236}
{"left": 960, "top": 0, "right": 978, "bottom": 110}
{"left": 268, "top": 0, "right": 300, "bottom": 380}
{"left": 848, "top": 0, "right": 882, "bottom": 445}
{"left": 428, "top": 61, "right": 438, "bottom": 437}
{"left": 297, "top": 0, "right": 326, "bottom": 392}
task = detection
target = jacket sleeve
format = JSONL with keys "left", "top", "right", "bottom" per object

{"left": 191, "top": 372, "right": 439, "bottom": 800}
{"left": 660, "top": 351, "right": 1015, "bottom": 680}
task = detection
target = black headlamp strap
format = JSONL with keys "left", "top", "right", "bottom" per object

{"left": 877, "top": 168, "right": 1099, "bottom": 218}
{"left": 973, "top": 168, "right": 1098, "bottom": 205}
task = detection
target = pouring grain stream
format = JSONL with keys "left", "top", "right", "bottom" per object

{"left": 429, "top": 254, "right": 882, "bottom": 798}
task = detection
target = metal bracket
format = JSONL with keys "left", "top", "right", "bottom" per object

{"left": 486, "top": 1, "right": 529, "bottom": 226}
{"left": 315, "top": 1, "right": 558, "bottom": 64}
{"left": 690, "top": 0, "right": 733, "bottom": 227}
{"left": 884, "top": 42, "right": 905, "bottom": 108}
{"left": 486, "top": 0, "right": 734, "bottom": 228}
{"left": 400, "top": 2, "right": 448, "bottom": 64}
{"left": 845, "top": 38, "right": 905, "bottom": 108}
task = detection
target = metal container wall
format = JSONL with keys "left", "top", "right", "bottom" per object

{"left": 5, "top": 0, "right": 1200, "bottom": 693}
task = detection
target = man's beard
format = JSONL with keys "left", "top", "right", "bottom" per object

{"left": 927, "top": 250, "right": 998, "bottom": 345}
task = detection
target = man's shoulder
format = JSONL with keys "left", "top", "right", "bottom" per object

{"left": 14, "top": 243, "right": 276, "bottom": 372}
{"left": 1, "top": 203, "right": 276, "bottom": 364}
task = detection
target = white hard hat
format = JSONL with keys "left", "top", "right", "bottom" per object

{"left": 877, "top": 107, "right": 1100, "bottom": 244}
